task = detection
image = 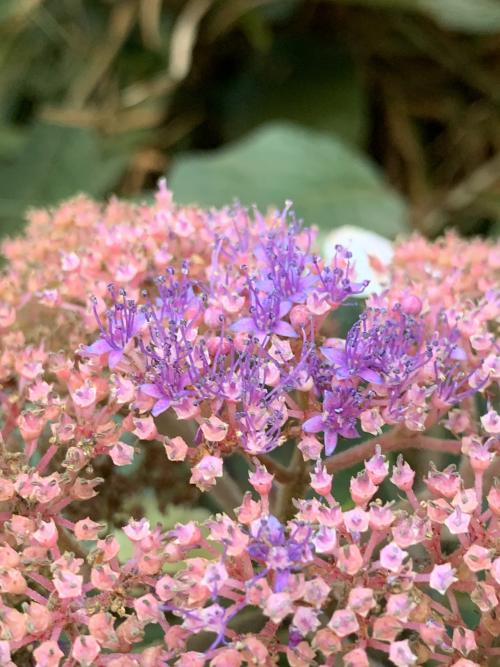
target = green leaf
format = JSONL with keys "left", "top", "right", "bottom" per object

{"left": 169, "top": 122, "right": 408, "bottom": 238}
{"left": 333, "top": 0, "right": 500, "bottom": 33}
{"left": 114, "top": 496, "right": 211, "bottom": 562}
{"left": 417, "top": 0, "right": 500, "bottom": 32}
{"left": 0, "top": 122, "right": 127, "bottom": 237}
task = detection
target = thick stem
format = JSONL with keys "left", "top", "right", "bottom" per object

{"left": 209, "top": 471, "right": 244, "bottom": 516}
{"left": 255, "top": 453, "right": 296, "bottom": 483}
{"left": 275, "top": 447, "right": 308, "bottom": 521}
{"left": 321, "top": 430, "right": 460, "bottom": 475}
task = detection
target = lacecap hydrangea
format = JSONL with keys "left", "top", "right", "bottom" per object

{"left": 0, "top": 180, "right": 498, "bottom": 666}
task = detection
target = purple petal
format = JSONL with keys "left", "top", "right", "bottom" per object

{"left": 321, "top": 347, "right": 346, "bottom": 365}
{"left": 450, "top": 346, "right": 467, "bottom": 361}
{"left": 152, "top": 398, "right": 171, "bottom": 417}
{"left": 278, "top": 301, "right": 292, "bottom": 318}
{"left": 324, "top": 430, "right": 338, "bottom": 456}
{"left": 231, "top": 317, "right": 256, "bottom": 333}
{"left": 254, "top": 278, "right": 274, "bottom": 293}
{"left": 108, "top": 350, "right": 124, "bottom": 368}
{"left": 303, "top": 415, "right": 324, "bottom": 433}
{"left": 84, "top": 338, "right": 113, "bottom": 356}
{"left": 141, "top": 383, "right": 164, "bottom": 398}
{"left": 359, "top": 368, "right": 384, "bottom": 384}
{"left": 273, "top": 321, "right": 298, "bottom": 338}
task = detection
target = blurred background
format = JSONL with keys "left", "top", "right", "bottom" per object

{"left": 1, "top": 0, "right": 500, "bottom": 242}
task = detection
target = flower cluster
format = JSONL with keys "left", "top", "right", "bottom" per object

{"left": 0, "top": 182, "right": 498, "bottom": 666}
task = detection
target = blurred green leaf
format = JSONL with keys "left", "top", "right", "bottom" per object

{"left": 219, "top": 38, "right": 367, "bottom": 146}
{"left": 114, "top": 496, "right": 211, "bottom": 563}
{"left": 0, "top": 122, "right": 127, "bottom": 236}
{"left": 335, "top": 0, "right": 500, "bottom": 33}
{"left": 169, "top": 122, "right": 408, "bottom": 238}
{"left": 418, "top": 0, "right": 500, "bottom": 32}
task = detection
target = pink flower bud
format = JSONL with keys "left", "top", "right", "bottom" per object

{"left": 72, "top": 636, "right": 100, "bottom": 666}
{"left": 347, "top": 587, "right": 376, "bottom": 618}
{"left": 0, "top": 568, "right": 27, "bottom": 594}
{"left": 444, "top": 507, "right": 471, "bottom": 535}
{"left": 328, "top": 608, "right": 359, "bottom": 637}
{"left": 452, "top": 627, "right": 477, "bottom": 656}
{"left": 429, "top": 563, "right": 457, "bottom": 595}
{"left": 360, "top": 408, "right": 384, "bottom": 436}
{"left": 109, "top": 441, "right": 134, "bottom": 466}
{"left": 200, "top": 416, "right": 228, "bottom": 442}
{"left": 71, "top": 380, "right": 97, "bottom": 409}
{"left": 364, "top": 444, "right": 389, "bottom": 483}
{"left": 350, "top": 470, "right": 378, "bottom": 505}
{"left": 309, "top": 462, "right": 332, "bottom": 496}
{"left": 290, "top": 304, "right": 311, "bottom": 327}
{"left": 344, "top": 648, "right": 369, "bottom": 667}
{"left": 336, "top": 544, "right": 363, "bottom": 575}
{"left": 312, "top": 628, "right": 341, "bottom": 656}
{"left": 373, "top": 615, "right": 403, "bottom": 641}
{"left": 91, "top": 564, "right": 119, "bottom": 591}
{"left": 132, "top": 416, "right": 157, "bottom": 441}
{"left": 33, "top": 640, "right": 64, "bottom": 667}
{"left": 163, "top": 435, "right": 188, "bottom": 461}
{"left": 344, "top": 507, "right": 369, "bottom": 533}
{"left": 303, "top": 577, "right": 330, "bottom": 608}
{"left": 391, "top": 456, "right": 415, "bottom": 492}
{"left": 312, "top": 526, "right": 337, "bottom": 554}
{"left": 155, "top": 574, "right": 177, "bottom": 601}
{"left": 369, "top": 502, "right": 395, "bottom": 530}
{"left": 74, "top": 517, "right": 104, "bottom": 541}
{"left": 263, "top": 592, "right": 294, "bottom": 623}
{"left": 464, "top": 545, "right": 492, "bottom": 572}
{"left": 134, "top": 594, "right": 161, "bottom": 622}
{"left": 26, "top": 602, "right": 52, "bottom": 635}
{"left": 0, "top": 478, "right": 14, "bottom": 502}
{"left": 0, "top": 545, "right": 19, "bottom": 569}
{"left": 33, "top": 519, "right": 58, "bottom": 548}
{"left": 401, "top": 294, "right": 422, "bottom": 315}
{"left": 176, "top": 653, "right": 205, "bottom": 667}
{"left": 170, "top": 521, "right": 201, "bottom": 547}
{"left": 111, "top": 375, "right": 135, "bottom": 404}
{"left": 123, "top": 518, "right": 150, "bottom": 542}
{"left": 96, "top": 535, "right": 120, "bottom": 562}
{"left": 18, "top": 411, "right": 45, "bottom": 441}
{"left": 297, "top": 434, "right": 323, "bottom": 460}
{"left": 249, "top": 462, "right": 274, "bottom": 495}
{"left": 388, "top": 639, "right": 417, "bottom": 667}
{"left": 53, "top": 568, "right": 83, "bottom": 599}
{"left": 379, "top": 542, "right": 408, "bottom": 573}
{"left": 425, "top": 464, "right": 461, "bottom": 498}
{"left": 210, "top": 649, "right": 243, "bottom": 667}
{"left": 190, "top": 455, "right": 223, "bottom": 491}
{"left": 88, "top": 612, "right": 118, "bottom": 649}
{"left": 493, "top": 557, "right": 500, "bottom": 585}
{"left": 204, "top": 305, "right": 224, "bottom": 328}
{"left": 471, "top": 582, "right": 497, "bottom": 612}
{"left": 481, "top": 409, "right": 500, "bottom": 434}
{"left": 387, "top": 593, "right": 415, "bottom": 621}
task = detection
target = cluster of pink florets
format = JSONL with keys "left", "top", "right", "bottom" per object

{"left": 0, "top": 181, "right": 498, "bottom": 666}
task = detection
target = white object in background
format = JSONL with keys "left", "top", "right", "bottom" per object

{"left": 322, "top": 225, "right": 394, "bottom": 294}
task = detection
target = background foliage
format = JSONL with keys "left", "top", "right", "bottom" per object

{"left": 1, "top": 0, "right": 500, "bottom": 241}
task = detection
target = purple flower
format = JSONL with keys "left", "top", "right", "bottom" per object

{"left": 248, "top": 516, "right": 313, "bottom": 591}
{"left": 253, "top": 219, "right": 317, "bottom": 303}
{"left": 303, "top": 385, "right": 362, "bottom": 455}
{"left": 232, "top": 288, "right": 297, "bottom": 340}
{"left": 85, "top": 285, "right": 144, "bottom": 368}
{"left": 313, "top": 245, "right": 369, "bottom": 304}
{"left": 322, "top": 306, "right": 430, "bottom": 386}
